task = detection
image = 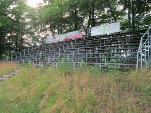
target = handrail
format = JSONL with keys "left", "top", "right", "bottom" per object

{"left": 136, "top": 25, "right": 151, "bottom": 69}
{"left": 138, "top": 28, "right": 150, "bottom": 51}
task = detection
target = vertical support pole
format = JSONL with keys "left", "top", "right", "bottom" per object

{"left": 55, "top": 62, "right": 58, "bottom": 68}
{"left": 145, "top": 42, "right": 147, "bottom": 69}
{"left": 27, "top": 47, "right": 29, "bottom": 62}
{"left": 78, "top": 48, "right": 79, "bottom": 62}
{"left": 147, "top": 31, "right": 150, "bottom": 69}
{"left": 18, "top": 52, "right": 22, "bottom": 62}
{"left": 29, "top": 58, "right": 31, "bottom": 64}
{"left": 54, "top": 49, "right": 55, "bottom": 62}
{"left": 136, "top": 52, "right": 139, "bottom": 69}
{"left": 105, "top": 57, "right": 107, "bottom": 67}
{"left": 59, "top": 48, "right": 60, "bottom": 59}
{"left": 99, "top": 64, "right": 101, "bottom": 71}
{"left": 149, "top": 28, "right": 151, "bottom": 68}
{"left": 86, "top": 50, "right": 87, "bottom": 62}
{"left": 140, "top": 40, "right": 143, "bottom": 69}
{"left": 63, "top": 45, "right": 64, "bottom": 57}
{"left": 73, "top": 62, "right": 75, "bottom": 69}
{"left": 86, "top": 28, "right": 89, "bottom": 39}
{"left": 100, "top": 44, "right": 102, "bottom": 63}
{"left": 44, "top": 46, "right": 46, "bottom": 64}
{"left": 27, "top": 47, "right": 29, "bottom": 54}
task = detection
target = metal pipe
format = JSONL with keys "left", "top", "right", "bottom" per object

{"left": 147, "top": 32, "right": 150, "bottom": 68}
{"left": 145, "top": 42, "right": 147, "bottom": 68}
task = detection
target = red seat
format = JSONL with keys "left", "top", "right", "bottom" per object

{"left": 73, "top": 36, "right": 76, "bottom": 40}
{"left": 79, "top": 34, "right": 83, "bottom": 38}
{"left": 64, "top": 38, "right": 68, "bottom": 41}
{"left": 76, "top": 34, "right": 81, "bottom": 39}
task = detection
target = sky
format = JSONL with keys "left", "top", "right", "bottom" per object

{"left": 27, "top": 0, "right": 43, "bottom": 7}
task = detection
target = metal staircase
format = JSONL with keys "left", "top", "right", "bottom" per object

{"left": 136, "top": 25, "right": 151, "bottom": 69}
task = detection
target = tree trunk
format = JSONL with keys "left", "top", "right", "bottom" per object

{"left": 132, "top": 0, "right": 135, "bottom": 31}
{"left": 91, "top": 1, "right": 95, "bottom": 27}
{"left": 0, "top": 29, "right": 5, "bottom": 58}
{"left": 15, "top": 18, "right": 20, "bottom": 51}
{"left": 8, "top": 34, "right": 11, "bottom": 61}
{"left": 128, "top": 0, "right": 131, "bottom": 28}
{"left": 15, "top": 32, "right": 19, "bottom": 51}
{"left": 57, "top": 22, "right": 60, "bottom": 34}
{"left": 74, "top": 6, "right": 78, "bottom": 30}
{"left": 107, "top": 0, "right": 116, "bottom": 22}
{"left": 87, "top": 7, "right": 92, "bottom": 28}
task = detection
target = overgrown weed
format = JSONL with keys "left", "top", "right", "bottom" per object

{"left": 0, "top": 62, "right": 150, "bottom": 113}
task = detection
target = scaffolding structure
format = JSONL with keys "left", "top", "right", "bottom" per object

{"left": 11, "top": 26, "right": 151, "bottom": 70}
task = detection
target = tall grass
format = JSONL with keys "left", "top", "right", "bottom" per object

{"left": 0, "top": 62, "right": 150, "bottom": 113}
{"left": 0, "top": 61, "right": 19, "bottom": 76}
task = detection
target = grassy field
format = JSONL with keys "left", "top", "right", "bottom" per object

{"left": 0, "top": 62, "right": 151, "bottom": 113}
{"left": 0, "top": 62, "right": 19, "bottom": 76}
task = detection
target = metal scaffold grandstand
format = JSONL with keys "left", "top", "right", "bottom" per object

{"left": 10, "top": 22, "right": 151, "bottom": 70}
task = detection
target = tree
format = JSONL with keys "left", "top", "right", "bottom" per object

{"left": 1, "top": 0, "right": 151, "bottom": 59}
{"left": 119, "top": 0, "right": 151, "bottom": 30}
{"left": 0, "top": 0, "right": 34, "bottom": 59}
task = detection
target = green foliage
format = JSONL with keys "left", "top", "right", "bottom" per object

{"left": 0, "top": 22, "right": 2, "bottom": 27}
{"left": 37, "top": 0, "right": 151, "bottom": 34}
{"left": 79, "top": 60, "right": 87, "bottom": 67}
{"left": 22, "top": 62, "right": 33, "bottom": 69}
{"left": 0, "top": 0, "right": 35, "bottom": 58}
{"left": 89, "top": 66, "right": 101, "bottom": 76}
{"left": 1, "top": 54, "right": 8, "bottom": 60}
{"left": 0, "top": 16, "right": 12, "bottom": 27}
{"left": 143, "top": 14, "right": 151, "bottom": 24}
{"left": 87, "top": 93, "right": 96, "bottom": 106}
{"left": 57, "top": 59, "right": 73, "bottom": 71}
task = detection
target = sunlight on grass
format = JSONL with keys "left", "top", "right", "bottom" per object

{"left": 0, "top": 61, "right": 19, "bottom": 76}
{"left": 0, "top": 62, "right": 150, "bottom": 113}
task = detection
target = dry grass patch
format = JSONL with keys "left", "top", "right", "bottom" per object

{"left": 0, "top": 61, "right": 19, "bottom": 76}
{"left": 0, "top": 64, "right": 150, "bottom": 113}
